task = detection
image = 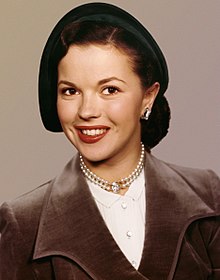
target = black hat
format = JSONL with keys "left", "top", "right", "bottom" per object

{"left": 39, "top": 2, "right": 169, "bottom": 132}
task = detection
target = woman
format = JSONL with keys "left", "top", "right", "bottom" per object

{"left": 0, "top": 3, "right": 219, "bottom": 279}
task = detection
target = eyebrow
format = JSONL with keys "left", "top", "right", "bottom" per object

{"left": 97, "top": 77, "right": 126, "bottom": 85}
{"left": 58, "top": 77, "right": 126, "bottom": 87}
{"left": 58, "top": 80, "right": 76, "bottom": 87}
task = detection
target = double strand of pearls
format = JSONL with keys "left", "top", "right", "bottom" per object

{"left": 79, "top": 143, "right": 145, "bottom": 194}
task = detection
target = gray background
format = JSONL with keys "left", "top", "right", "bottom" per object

{"left": 1, "top": 0, "right": 219, "bottom": 204}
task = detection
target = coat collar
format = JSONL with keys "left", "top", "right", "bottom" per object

{"left": 138, "top": 154, "right": 220, "bottom": 279}
{"left": 33, "top": 155, "right": 148, "bottom": 279}
{"left": 33, "top": 152, "right": 219, "bottom": 280}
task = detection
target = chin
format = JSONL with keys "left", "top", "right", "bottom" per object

{"left": 82, "top": 149, "right": 108, "bottom": 162}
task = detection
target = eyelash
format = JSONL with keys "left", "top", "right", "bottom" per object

{"left": 59, "top": 86, "right": 120, "bottom": 97}
{"left": 102, "top": 86, "right": 120, "bottom": 95}
{"left": 60, "top": 88, "right": 79, "bottom": 96}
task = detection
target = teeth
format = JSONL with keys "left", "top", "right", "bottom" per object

{"left": 81, "top": 129, "right": 106, "bottom": 136}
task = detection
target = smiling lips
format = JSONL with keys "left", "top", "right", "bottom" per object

{"left": 75, "top": 126, "right": 109, "bottom": 144}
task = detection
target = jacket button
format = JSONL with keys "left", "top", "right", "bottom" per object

{"left": 131, "top": 260, "right": 137, "bottom": 268}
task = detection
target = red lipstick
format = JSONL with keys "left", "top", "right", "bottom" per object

{"left": 75, "top": 125, "right": 109, "bottom": 144}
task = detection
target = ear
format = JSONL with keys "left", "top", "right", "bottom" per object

{"left": 141, "top": 82, "right": 160, "bottom": 115}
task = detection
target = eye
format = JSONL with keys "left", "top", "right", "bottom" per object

{"left": 102, "top": 86, "right": 119, "bottom": 95}
{"left": 60, "top": 87, "right": 79, "bottom": 96}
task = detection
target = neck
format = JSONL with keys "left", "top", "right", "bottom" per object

{"left": 83, "top": 144, "right": 144, "bottom": 183}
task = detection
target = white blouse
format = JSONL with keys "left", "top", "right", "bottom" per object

{"left": 87, "top": 169, "right": 146, "bottom": 269}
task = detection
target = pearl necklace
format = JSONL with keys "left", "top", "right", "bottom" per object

{"left": 79, "top": 143, "right": 145, "bottom": 194}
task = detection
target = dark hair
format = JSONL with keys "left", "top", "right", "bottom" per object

{"left": 60, "top": 21, "right": 158, "bottom": 89}
{"left": 47, "top": 21, "right": 170, "bottom": 149}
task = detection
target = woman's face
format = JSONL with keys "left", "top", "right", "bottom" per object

{"left": 57, "top": 44, "right": 158, "bottom": 164}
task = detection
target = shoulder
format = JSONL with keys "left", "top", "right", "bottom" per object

{"left": 147, "top": 153, "right": 220, "bottom": 212}
{"left": 0, "top": 181, "right": 52, "bottom": 234}
{"left": 0, "top": 180, "right": 54, "bottom": 271}
{"left": 1, "top": 180, "right": 51, "bottom": 212}
{"left": 150, "top": 152, "right": 219, "bottom": 186}
{"left": 149, "top": 154, "right": 220, "bottom": 184}
{"left": 0, "top": 154, "right": 80, "bottom": 228}
{"left": 167, "top": 159, "right": 219, "bottom": 187}
{"left": 166, "top": 160, "right": 219, "bottom": 193}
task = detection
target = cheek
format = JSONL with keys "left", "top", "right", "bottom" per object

{"left": 105, "top": 97, "right": 142, "bottom": 124}
{"left": 57, "top": 100, "right": 77, "bottom": 125}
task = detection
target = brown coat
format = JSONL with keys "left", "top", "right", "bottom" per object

{"left": 0, "top": 153, "right": 220, "bottom": 279}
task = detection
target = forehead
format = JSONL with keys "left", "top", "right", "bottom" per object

{"left": 58, "top": 44, "right": 137, "bottom": 81}
{"left": 59, "top": 44, "right": 129, "bottom": 65}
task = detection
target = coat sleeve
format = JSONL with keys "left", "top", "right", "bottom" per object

{"left": 207, "top": 217, "right": 220, "bottom": 279}
{"left": 0, "top": 202, "right": 20, "bottom": 279}
{"left": 207, "top": 170, "right": 220, "bottom": 279}
{"left": 0, "top": 202, "right": 36, "bottom": 280}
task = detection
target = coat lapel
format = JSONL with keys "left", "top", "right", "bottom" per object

{"left": 139, "top": 154, "right": 219, "bottom": 279}
{"left": 33, "top": 155, "right": 148, "bottom": 280}
{"left": 33, "top": 152, "right": 219, "bottom": 280}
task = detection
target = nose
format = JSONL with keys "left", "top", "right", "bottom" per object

{"left": 78, "top": 92, "right": 101, "bottom": 120}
